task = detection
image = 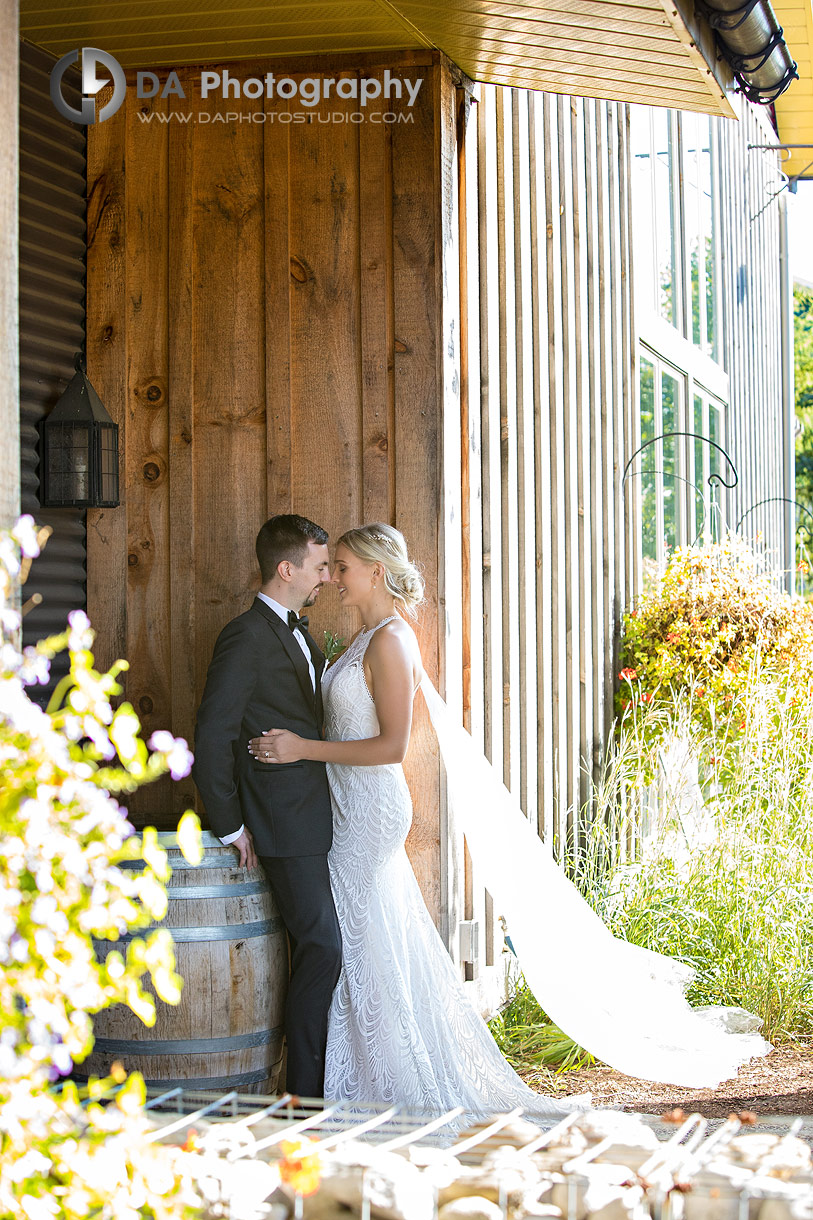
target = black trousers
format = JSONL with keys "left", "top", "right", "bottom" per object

{"left": 258, "top": 853, "right": 342, "bottom": 1098}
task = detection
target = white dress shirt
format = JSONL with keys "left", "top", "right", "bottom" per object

{"left": 219, "top": 592, "right": 315, "bottom": 847}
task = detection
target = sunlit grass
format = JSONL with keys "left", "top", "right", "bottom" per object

{"left": 491, "top": 671, "right": 813, "bottom": 1071}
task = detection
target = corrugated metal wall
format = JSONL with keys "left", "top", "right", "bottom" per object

{"left": 720, "top": 104, "right": 787, "bottom": 566}
{"left": 443, "top": 84, "right": 636, "bottom": 991}
{"left": 18, "top": 41, "right": 87, "bottom": 699}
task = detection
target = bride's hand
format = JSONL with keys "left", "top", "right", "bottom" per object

{"left": 248, "top": 729, "right": 304, "bottom": 764}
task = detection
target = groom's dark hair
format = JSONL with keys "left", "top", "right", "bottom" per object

{"left": 256, "top": 514, "right": 329, "bottom": 582}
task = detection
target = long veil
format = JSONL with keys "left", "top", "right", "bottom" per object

{"left": 419, "top": 675, "right": 771, "bottom": 1088}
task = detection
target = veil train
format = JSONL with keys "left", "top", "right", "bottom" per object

{"left": 419, "top": 675, "right": 771, "bottom": 1088}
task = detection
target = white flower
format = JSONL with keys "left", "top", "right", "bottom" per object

{"left": 1, "top": 607, "right": 21, "bottom": 633}
{"left": 19, "top": 648, "right": 50, "bottom": 686}
{"left": 0, "top": 534, "right": 21, "bottom": 577}
{"left": 110, "top": 707, "right": 142, "bottom": 764}
{"left": 8, "top": 1149, "right": 52, "bottom": 1182}
{"left": 11, "top": 515, "right": 41, "bottom": 559}
{"left": 67, "top": 608, "right": 93, "bottom": 651}
{"left": 20, "top": 1194, "right": 59, "bottom": 1220}
{"left": 149, "top": 730, "right": 194, "bottom": 780}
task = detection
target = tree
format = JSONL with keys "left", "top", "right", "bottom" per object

{"left": 794, "top": 283, "right": 813, "bottom": 516}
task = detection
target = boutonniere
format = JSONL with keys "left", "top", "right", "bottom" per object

{"left": 324, "top": 631, "right": 346, "bottom": 665}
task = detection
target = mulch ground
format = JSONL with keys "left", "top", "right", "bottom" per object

{"left": 520, "top": 1042, "right": 813, "bottom": 1118}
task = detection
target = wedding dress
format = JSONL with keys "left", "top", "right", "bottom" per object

{"left": 322, "top": 618, "right": 770, "bottom": 1110}
{"left": 322, "top": 617, "right": 577, "bottom": 1116}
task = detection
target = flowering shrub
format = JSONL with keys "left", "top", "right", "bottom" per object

{"left": 616, "top": 536, "right": 813, "bottom": 763}
{"left": 0, "top": 516, "right": 204, "bottom": 1218}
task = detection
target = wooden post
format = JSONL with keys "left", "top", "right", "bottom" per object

{"left": 0, "top": 2, "right": 19, "bottom": 531}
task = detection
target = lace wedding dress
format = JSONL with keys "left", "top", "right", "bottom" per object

{"left": 322, "top": 618, "right": 577, "bottom": 1116}
{"left": 322, "top": 618, "right": 770, "bottom": 1110}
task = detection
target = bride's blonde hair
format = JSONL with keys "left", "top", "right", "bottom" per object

{"left": 337, "top": 523, "right": 425, "bottom": 620}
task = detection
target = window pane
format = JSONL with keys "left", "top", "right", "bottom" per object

{"left": 653, "top": 111, "right": 678, "bottom": 328}
{"left": 700, "top": 121, "right": 719, "bottom": 361}
{"left": 640, "top": 358, "right": 657, "bottom": 562}
{"left": 662, "top": 372, "right": 679, "bottom": 553}
{"left": 631, "top": 108, "right": 656, "bottom": 314}
{"left": 683, "top": 113, "right": 703, "bottom": 348}
{"left": 693, "top": 393, "right": 705, "bottom": 540}
{"left": 709, "top": 400, "right": 723, "bottom": 539}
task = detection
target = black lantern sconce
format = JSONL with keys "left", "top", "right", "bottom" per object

{"left": 38, "top": 354, "right": 120, "bottom": 508}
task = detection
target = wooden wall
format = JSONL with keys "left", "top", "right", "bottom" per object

{"left": 0, "top": 1, "right": 19, "bottom": 532}
{"left": 442, "top": 86, "right": 636, "bottom": 984}
{"left": 719, "top": 104, "right": 789, "bottom": 569}
{"left": 86, "top": 50, "right": 457, "bottom": 922}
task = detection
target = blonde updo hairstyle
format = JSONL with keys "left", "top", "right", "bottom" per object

{"left": 337, "top": 523, "right": 425, "bottom": 620}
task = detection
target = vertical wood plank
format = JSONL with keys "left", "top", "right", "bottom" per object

{"left": 513, "top": 90, "right": 538, "bottom": 826}
{"left": 0, "top": 3, "right": 18, "bottom": 531}
{"left": 528, "top": 91, "right": 555, "bottom": 842}
{"left": 190, "top": 88, "right": 267, "bottom": 711}
{"left": 87, "top": 89, "right": 127, "bottom": 676}
{"left": 288, "top": 69, "right": 361, "bottom": 665}
{"left": 167, "top": 93, "right": 197, "bottom": 815}
{"left": 478, "top": 86, "right": 504, "bottom": 776}
{"left": 125, "top": 89, "right": 172, "bottom": 821}
{"left": 392, "top": 62, "right": 443, "bottom": 923}
{"left": 359, "top": 76, "right": 395, "bottom": 527}
{"left": 263, "top": 92, "right": 293, "bottom": 518}
{"left": 496, "top": 88, "right": 520, "bottom": 795}
{"left": 543, "top": 94, "right": 569, "bottom": 853}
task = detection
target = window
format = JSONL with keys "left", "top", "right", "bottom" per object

{"left": 632, "top": 105, "right": 729, "bottom": 585}
{"left": 631, "top": 106, "right": 723, "bottom": 366}
{"left": 682, "top": 114, "right": 721, "bottom": 362}
{"left": 637, "top": 347, "right": 728, "bottom": 583}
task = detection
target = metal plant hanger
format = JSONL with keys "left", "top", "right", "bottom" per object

{"left": 622, "top": 432, "right": 739, "bottom": 548}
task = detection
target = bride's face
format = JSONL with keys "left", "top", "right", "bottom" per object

{"left": 332, "top": 544, "right": 378, "bottom": 607}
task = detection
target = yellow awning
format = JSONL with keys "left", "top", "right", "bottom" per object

{"left": 20, "top": 0, "right": 735, "bottom": 116}
{"left": 773, "top": 0, "right": 813, "bottom": 179}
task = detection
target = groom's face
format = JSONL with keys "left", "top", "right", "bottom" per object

{"left": 290, "top": 541, "right": 331, "bottom": 609}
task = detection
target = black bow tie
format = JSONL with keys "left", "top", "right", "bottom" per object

{"left": 288, "top": 611, "right": 309, "bottom": 633}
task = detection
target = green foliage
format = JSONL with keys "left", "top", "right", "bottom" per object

{"left": 488, "top": 981, "right": 595, "bottom": 1075}
{"left": 0, "top": 517, "right": 204, "bottom": 1218}
{"left": 323, "top": 630, "right": 346, "bottom": 665}
{"left": 616, "top": 536, "right": 813, "bottom": 776}
{"left": 573, "top": 677, "right": 813, "bottom": 1044}
{"left": 795, "top": 283, "right": 813, "bottom": 519}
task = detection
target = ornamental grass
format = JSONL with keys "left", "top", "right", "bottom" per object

{"left": 494, "top": 539, "right": 813, "bottom": 1070}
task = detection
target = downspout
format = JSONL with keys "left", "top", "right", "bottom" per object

{"left": 778, "top": 193, "right": 795, "bottom": 592}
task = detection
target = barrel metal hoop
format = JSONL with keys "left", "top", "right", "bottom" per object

{"left": 117, "top": 854, "right": 241, "bottom": 871}
{"left": 74, "top": 1069, "right": 275, "bottom": 1089}
{"left": 89, "top": 1027, "right": 284, "bottom": 1054}
{"left": 157, "top": 881, "right": 271, "bottom": 900}
{"left": 94, "top": 916, "right": 283, "bottom": 945}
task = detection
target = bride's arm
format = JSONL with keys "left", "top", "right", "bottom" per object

{"left": 250, "top": 630, "right": 417, "bottom": 766}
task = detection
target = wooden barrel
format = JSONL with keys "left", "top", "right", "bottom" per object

{"left": 78, "top": 832, "right": 288, "bottom": 1093}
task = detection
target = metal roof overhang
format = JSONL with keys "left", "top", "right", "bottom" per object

{"left": 20, "top": 0, "right": 738, "bottom": 116}
{"left": 772, "top": 0, "right": 813, "bottom": 180}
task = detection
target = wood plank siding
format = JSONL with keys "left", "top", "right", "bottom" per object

{"left": 719, "top": 105, "right": 789, "bottom": 567}
{"left": 86, "top": 52, "right": 454, "bottom": 921}
{"left": 86, "top": 53, "right": 639, "bottom": 956}
{"left": 443, "top": 86, "right": 636, "bottom": 983}
{"left": 1, "top": 3, "right": 19, "bottom": 532}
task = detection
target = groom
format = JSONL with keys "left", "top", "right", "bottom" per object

{"left": 192, "top": 514, "right": 342, "bottom": 1098}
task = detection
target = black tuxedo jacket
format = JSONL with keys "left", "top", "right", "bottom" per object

{"left": 192, "top": 598, "right": 333, "bottom": 857}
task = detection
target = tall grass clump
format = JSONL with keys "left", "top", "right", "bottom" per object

{"left": 494, "top": 539, "right": 813, "bottom": 1069}
{"left": 573, "top": 677, "right": 813, "bottom": 1044}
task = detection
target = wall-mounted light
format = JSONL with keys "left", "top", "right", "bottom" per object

{"left": 695, "top": 0, "right": 798, "bottom": 104}
{"left": 38, "top": 354, "right": 120, "bottom": 508}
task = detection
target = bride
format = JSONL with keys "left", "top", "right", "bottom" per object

{"left": 249, "top": 524, "right": 770, "bottom": 1112}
